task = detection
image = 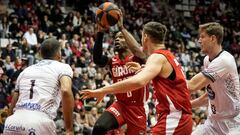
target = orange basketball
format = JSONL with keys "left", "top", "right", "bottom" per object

{"left": 96, "top": 2, "right": 121, "bottom": 28}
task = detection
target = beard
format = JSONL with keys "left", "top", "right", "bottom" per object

{"left": 114, "top": 46, "right": 125, "bottom": 52}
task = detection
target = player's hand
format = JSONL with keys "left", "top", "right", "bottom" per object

{"left": 117, "top": 10, "right": 124, "bottom": 30}
{"left": 126, "top": 62, "right": 142, "bottom": 73}
{"left": 80, "top": 89, "right": 105, "bottom": 105}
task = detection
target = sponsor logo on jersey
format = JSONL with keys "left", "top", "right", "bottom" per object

{"left": 112, "top": 65, "right": 134, "bottom": 78}
{"left": 4, "top": 124, "right": 25, "bottom": 132}
{"left": 112, "top": 57, "right": 118, "bottom": 62}
{"left": 28, "top": 128, "right": 36, "bottom": 135}
{"left": 16, "top": 102, "right": 41, "bottom": 111}
{"left": 139, "top": 130, "right": 145, "bottom": 135}
{"left": 109, "top": 107, "right": 120, "bottom": 117}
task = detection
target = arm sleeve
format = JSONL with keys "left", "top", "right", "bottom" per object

{"left": 93, "top": 32, "right": 109, "bottom": 67}
{"left": 58, "top": 64, "right": 73, "bottom": 80}
{"left": 201, "top": 57, "right": 230, "bottom": 82}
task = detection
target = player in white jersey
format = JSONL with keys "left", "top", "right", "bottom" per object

{"left": 188, "top": 22, "right": 240, "bottom": 135}
{"left": 4, "top": 38, "right": 74, "bottom": 135}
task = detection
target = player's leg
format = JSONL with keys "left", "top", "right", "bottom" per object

{"left": 92, "top": 102, "right": 125, "bottom": 135}
{"left": 92, "top": 111, "right": 119, "bottom": 135}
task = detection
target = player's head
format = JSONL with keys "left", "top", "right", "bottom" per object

{"left": 198, "top": 22, "right": 224, "bottom": 53}
{"left": 142, "top": 22, "right": 167, "bottom": 52}
{"left": 114, "top": 31, "right": 127, "bottom": 53}
{"left": 40, "top": 38, "right": 62, "bottom": 61}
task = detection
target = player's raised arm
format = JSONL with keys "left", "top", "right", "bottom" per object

{"left": 60, "top": 75, "right": 74, "bottom": 135}
{"left": 93, "top": 24, "right": 110, "bottom": 67}
{"left": 117, "top": 11, "right": 147, "bottom": 60}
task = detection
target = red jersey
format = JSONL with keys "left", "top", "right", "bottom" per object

{"left": 152, "top": 50, "right": 191, "bottom": 114}
{"left": 110, "top": 55, "right": 149, "bottom": 106}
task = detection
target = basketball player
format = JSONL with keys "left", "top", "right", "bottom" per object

{"left": 188, "top": 22, "right": 240, "bottom": 135}
{"left": 81, "top": 22, "right": 192, "bottom": 135}
{"left": 90, "top": 15, "right": 149, "bottom": 134}
{"left": 4, "top": 38, "right": 74, "bottom": 135}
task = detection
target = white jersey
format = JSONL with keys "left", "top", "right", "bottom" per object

{"left": 14, "top": 59, "right": 73, "bottom": 119}
{"left": 192, "top": 51, "right": 240, "bottom": 135}
{"left": 202, "top": 51, "right": 240, "bottom": 118}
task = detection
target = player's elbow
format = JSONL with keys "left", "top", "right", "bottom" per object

{"left": 61, "top": 88, "right": 72, "bottom": 97}
{"left": 134, "top": 77, "right": 148, "bottom": 88}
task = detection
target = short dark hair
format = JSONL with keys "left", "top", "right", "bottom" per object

{"left": 143, "top": 22, "right": 167, "bottom": 44}
{"left": 199, "top": 22, "right": 224, "bottom": 44}
{"left": 40, "top": 38, "right": 61, "bottom": 59}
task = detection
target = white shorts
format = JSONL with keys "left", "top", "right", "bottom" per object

{"left": 192, "top": 115, "right": 240, "bottom": 135}
{"left": 3, "top": 110, "right": 56, "bottom": 135}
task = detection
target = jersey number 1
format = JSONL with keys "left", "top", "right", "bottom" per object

{"left": 30, "top": 80, "right": 35, "bottom": 99}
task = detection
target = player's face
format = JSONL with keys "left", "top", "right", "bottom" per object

{"left": 198, "top": 30, "right": 214, "bottom": 54}
{"left": 114, "top": 32, "right": 127, "bottom": 52}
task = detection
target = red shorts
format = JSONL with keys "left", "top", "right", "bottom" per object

{"left": 106, "top": 101, "right": 147, "bottom": 135}
{"left": 151, "top": 112, "right": 192, "bottom": 135}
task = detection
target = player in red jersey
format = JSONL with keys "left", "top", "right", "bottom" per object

{"left": 90, "top": 16, "right": 149, "bottom": 135}
{"left": 81, "top": 22, "right": 192, "bottom": 135}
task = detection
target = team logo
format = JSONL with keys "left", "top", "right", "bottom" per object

{"left": 28, "top": 128, "right": 36, "bottom": 135}
{"left": 139, "top": 130, "right": 145, "bottom": 135}
{"left": 207, "top": 85, "right": 215, "bottom": 100}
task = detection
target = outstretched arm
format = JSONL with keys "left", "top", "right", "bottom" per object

{"left": 188, "top": 72, "right": 212, "bottom": 92}
{"left": 118, "top": 12, "right": 147, "bottom": 61}
{"left": 80, "top": 54, "right": 166, "bottom": 102}
{"left": 93, "top": 26, "right": 110, "bottom": 67}
{"left": 191, "top": 92, "right": 208, "bottom": 108}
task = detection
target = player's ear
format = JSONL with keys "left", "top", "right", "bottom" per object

{"left": 56, "top": 49, "right": 62, "bottom": 61}
{"left": 144, "top": 33, "right": 148, "bottom": 43}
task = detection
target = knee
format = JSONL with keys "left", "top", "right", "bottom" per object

{"left": 92, "top": 121, "right": 108, "bottom": 134}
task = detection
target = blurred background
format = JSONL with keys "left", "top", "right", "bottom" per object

{"left": 0, "top": 0, "right": 239, "bottom": 134}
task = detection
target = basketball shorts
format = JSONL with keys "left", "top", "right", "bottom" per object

{"left": 4, "top": 110, "right": 56, "bottom": 135}
{"left": 151, "top": 112, "right": 192, "bottom": 135}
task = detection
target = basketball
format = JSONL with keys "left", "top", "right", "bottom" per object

{"left": 96, "top": 2, "right": 121, "bottom": 28}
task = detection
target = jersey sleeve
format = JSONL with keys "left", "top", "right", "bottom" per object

{"left": 202, "top": 57, "right": 231, "bottom": 82}
{"left": 58, "top": 64, "right": 73, "bottom": 79}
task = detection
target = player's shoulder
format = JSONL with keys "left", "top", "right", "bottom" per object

{"left": 52, "top": 60, "right": 71, "bottom": 68}
{"left": 213, "top": 51, "right": 235, "bottom": 66}
{"left": 52, "top": 61, "right": 73, "bottom": 72}
{"left": 148, "top": 53, "right": 169, "bottom": 63}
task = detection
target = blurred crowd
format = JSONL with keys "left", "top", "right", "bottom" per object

{"left": 0, "top": 0, "right": 239, "bottom": 134}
